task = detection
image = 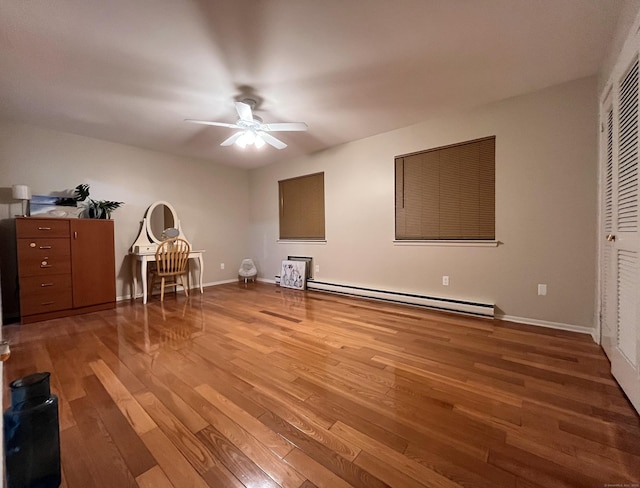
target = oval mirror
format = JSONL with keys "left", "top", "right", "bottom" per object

{"left": 145, "top": 201, "right": 178, "bottom": 244}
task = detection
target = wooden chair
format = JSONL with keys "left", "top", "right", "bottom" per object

{"left": 149, "top": 238, "right": 191, "bottom": 301}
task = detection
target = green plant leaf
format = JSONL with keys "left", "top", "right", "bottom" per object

{"left": 74, "top": 184, "right": 90, "bottom": 202}
{"left": 91, "top": 200, "right": 124, "bottom": 218}
{"left": 94, "top": 200, "right": 124, "bottom": 211}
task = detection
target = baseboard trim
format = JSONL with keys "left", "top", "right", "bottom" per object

{"left": 116, "top": 279, "right": 238, "bottom": 301}
{"left": 116, "top": 279, "right": 596, "bottom": 342}
{"left": 496, "top": 313, "right": 596, "bottom": 340}
{"left": 273, "top": 276, "right": 494, "bottom": 318}
{"left": 201, "top": 279, "right": 241, "bottom": 288}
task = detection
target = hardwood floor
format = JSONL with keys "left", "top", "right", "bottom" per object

{"left": 3, "top": 282, "right": 639, "bottom": 487}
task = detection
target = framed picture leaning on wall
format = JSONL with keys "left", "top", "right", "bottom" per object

{"left": 280, "top": 260, "right": 307, "bottom": 290}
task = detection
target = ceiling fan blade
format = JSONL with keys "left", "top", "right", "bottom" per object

{"left": 185, "top": 119, "right": 240, "bottom": 129}
{"left": 235, "top": 101, "right": 253, "bottom": 122}
{"left": 260, "top": 122, "right": 308, "bottom": 132}
{"left": 259, "top": 131, "right": 287, "bottom": 149}
{"left": 220, "top": 132, "right": 245, "bottom": 146}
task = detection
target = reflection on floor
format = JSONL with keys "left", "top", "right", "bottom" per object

{"left": 3, "top": 282, "right": 639, "bottom": 487}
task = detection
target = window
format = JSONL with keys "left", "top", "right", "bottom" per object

{"left": 395, "top": 136, "right": 495, "bottom": 240}
{"left": 279, "top": 172, "right": 325, "bottom": 240}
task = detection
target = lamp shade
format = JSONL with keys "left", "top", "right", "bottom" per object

{"left": 12, "top": 185, "right": 31, "bottom": 200}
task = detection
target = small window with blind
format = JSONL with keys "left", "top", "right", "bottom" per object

{"left": 279, "top": 172, "right": 325, "bottom": 240}
{"left": 395, "top": 136, "right": 495, "bottom": 240}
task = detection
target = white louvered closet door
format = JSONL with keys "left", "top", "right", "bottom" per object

{"left": 601, "top": 101, "right": 616, "bottom": 359}
{"left": 601, "top": 58, "right": 640, "bottom": 413}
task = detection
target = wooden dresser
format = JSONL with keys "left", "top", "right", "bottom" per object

{"left": 16, "top": 218, "right": 116, "bottom": 324}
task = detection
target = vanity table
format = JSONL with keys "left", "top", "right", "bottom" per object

{"left": 130, "top": 201, "right": 205, "bottom": 304}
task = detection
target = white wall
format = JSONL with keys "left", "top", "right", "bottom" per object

{"left": 0, "top": 77, "right": 600, "bottom": 331}
{"left": 0, "top": 122, "right": 250, "bottom": 317}
{"left": 249, "top": 77, "right": 599, "bottom": 331}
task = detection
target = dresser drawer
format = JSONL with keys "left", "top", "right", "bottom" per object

{"left": 20, "top": 274, "right": 72, "bottom": 297}
{"left": 17, "top": 238, "right": 71, "bottom": 277}
{"left": 20, "top": 289, "right": 72, "bottom": 316}
{"left": 18, "top": 259, "right": 71, "bottom": 277}
{"left": 17, "top": 238, "right": 71, "bottom": 259}
{"left": 17, "top": 219, "right": 70, "bottom": 238}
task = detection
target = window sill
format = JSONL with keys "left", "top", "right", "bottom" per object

{"left": 277, "top": 239, "right": 327, "bottom": 244}
{"left": 394, "top": 240, "right": 499, "bottom": 247}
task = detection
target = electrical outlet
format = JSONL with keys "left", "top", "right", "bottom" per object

{"left": 220, "top": 263, "right": 225, "bottom": 270}
{"left": 315, "top": 264, "right": 320, "bottom": 273}
{"left": 442, "top": 276, "right": 449, "bottom": 286}
{"left": 538, "top": 284, "right": 547, "bottom": 296}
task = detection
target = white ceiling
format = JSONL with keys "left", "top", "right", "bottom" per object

{"left": 0, "top": 1, "right": 626, "bottom": 168}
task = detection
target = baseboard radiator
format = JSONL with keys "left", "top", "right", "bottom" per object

{"left": 274, "top": 277, "right": 494, "bottom": 318}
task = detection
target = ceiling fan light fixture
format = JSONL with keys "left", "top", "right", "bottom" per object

{"left": 235, "top": 130, "right": 266, "bottom": 149}
{"left": 187, "top": 98, "right": 306, "bottom": 151}
{"left": 235, "top": 134, "right": 247, "bottom": 148}
{"left": 235, "top": 130, "right": 251, "bottom": 148}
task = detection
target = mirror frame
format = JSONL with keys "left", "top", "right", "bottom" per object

{"left": 145, "top": 201, "right": 180, "bottom": 244}
{"left": 131, "top": 200, "right": 191, "bottom": 253}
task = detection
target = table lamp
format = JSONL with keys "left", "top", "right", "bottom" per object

{"left": 12, "top": 184, "right": 31, "bottom": 217}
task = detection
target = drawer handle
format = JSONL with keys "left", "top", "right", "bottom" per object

{"left": 37, "top": 227, "right": 52, "bottom": 231}
{"left": 41, "top": 283, "right": 54, "bottom": 287}
{"left": 40, "top": 265, "right": 52, "bottom": 269}
{"left": 40, "top": 301, "right": 55, "bottom": 306}
{"left": 39, "top": 246, "right": 52, "bottom": 250}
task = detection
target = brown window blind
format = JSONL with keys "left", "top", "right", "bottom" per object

{"left": 279, "top": 172, "right": 325, "bottom": 240}
{"left": 395, "top": 136, "right": 495, "bottom": 240}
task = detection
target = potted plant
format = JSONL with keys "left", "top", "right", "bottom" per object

{"left": 73, "top": 184, "right": 123, "bottom": 219}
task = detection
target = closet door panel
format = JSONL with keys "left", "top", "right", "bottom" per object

{"left": 600, "top": 55, "right": 640, "bottom": 414}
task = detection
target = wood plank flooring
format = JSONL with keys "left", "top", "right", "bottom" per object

{"left": 3, "top": 282, "right": 639, "bottom": 487}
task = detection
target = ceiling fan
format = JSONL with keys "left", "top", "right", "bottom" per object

{"left": 185, "top": 99, "right": 308, "bottom": 150}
